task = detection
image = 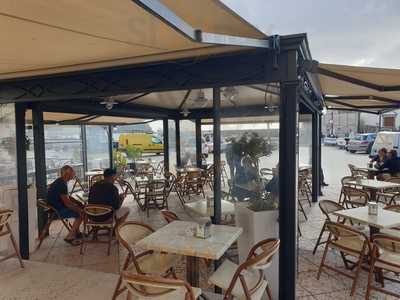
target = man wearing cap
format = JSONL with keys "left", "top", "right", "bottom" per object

{"left": 88, "top": 168, "right": 130, "bottom": 226}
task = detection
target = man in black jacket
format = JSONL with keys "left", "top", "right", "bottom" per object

{"left": 88, "top": 168, "right": 130, "bottom": 225}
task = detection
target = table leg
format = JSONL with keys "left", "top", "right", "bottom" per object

{"left": 214, "top": 259, "right": 222, "bottom": 294}
{"left": 186, "top": 256, "right": 200, "bottom": 287}
{"left": 370, "top": 190, "right": 377, "bottom": 202}
{"left": 369, "top": 225, "right": 380, "bottom": 240}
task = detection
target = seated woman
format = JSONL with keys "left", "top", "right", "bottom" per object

{"left": 370, "top": 148, "right": 387, "bottom": 168}
{"left": 47, "top": 165, "right": 83, "bottom": 245}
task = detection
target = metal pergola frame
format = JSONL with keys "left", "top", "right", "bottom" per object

{"left": 1, "top": 20, "right": 324, "bottom": 300}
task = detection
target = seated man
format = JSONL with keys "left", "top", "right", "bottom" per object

{"left": 378, "top": 149, "right": 400, "bottom": 179}
{"left": 47, "top": 165, "right": 82, "bottom": 245}
{"left": 88, "top": 168, "right": 130, "bottom": 227}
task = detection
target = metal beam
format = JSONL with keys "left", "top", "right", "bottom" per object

{"left": 312, "top": 112, "right": 320, "bottom": 203}
{"left": 15, "top": 103, "right": 30, "bottom": 259}
{"left": 279, "top": 50, "right": 298, "bottom": 300}
{"left": 325, "top": 95, "right": 400, "bottom": 105}
{"left": 195, "top": 119, "right": 202, "bottom": 168}
{"left": 175, "top": 120, "right": 181, "bottom": 167}
{"left": 212, "top": 88, "right": 221, "bottom": 225}
{"left": 108, "top": 126, "right": 113, "bottom": 169}
{"left": 327, "top": 107, "right": 380, "bottom": 115}
{"left": 163, "top": 119, "right": 169, "bottom": 173}
{"left": 81, "top": 125, "right": 88, "bottom": 172}
{"left": 0, "top": 50, "right": 280, "bottom": 103}
{"left": 32, "top": 104, "right": 48, "bottom": 234}
{"left": 131, "top": 0, "right": 272, "bottom": 48}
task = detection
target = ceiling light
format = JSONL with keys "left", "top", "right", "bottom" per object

{"left": 222, "top": 87, "right": 239, "bottom": 103}
{"left": 100, "top": 97, "right": 118, "bottom": 110}
{"left": 180, "top": 107, "right": 190, "bottom": 117}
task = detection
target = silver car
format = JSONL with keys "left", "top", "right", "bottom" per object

{"left": 347, "top": 133, "right": 376, "bottom": 154}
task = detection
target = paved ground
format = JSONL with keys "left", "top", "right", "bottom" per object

{"left": 5, "top": 145, "right": 400, "bottom": 299}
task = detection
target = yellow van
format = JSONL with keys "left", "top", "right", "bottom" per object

{"left": 119, "top": 133, "right": 163, "bottom": 154}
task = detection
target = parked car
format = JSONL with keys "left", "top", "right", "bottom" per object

{"left": 336, "top": 137, "right": 346, "bottom": 149}
{"left": 324, "top": 136, "right": 337, "bottom": 146}
{"left": 347, "top": 133, "right": 376, "bottom": 154}
{"left": 371, "top": 131, "right": 400, "bottom": 156}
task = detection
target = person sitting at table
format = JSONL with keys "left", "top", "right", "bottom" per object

{"left": 88, "top": 168, "right": 130, "bottom": 227}
{"left": 370, "top": 148, "right": 387, "bottom": 168}
{"left": 47, "top": 165, "right": 83, "bottom": 245}
{"left": 377, "top": 149, "right": 400, "bottom": 179}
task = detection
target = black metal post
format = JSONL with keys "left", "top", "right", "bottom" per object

{"left": 318, "top": 115, "right": 322, "bottom": 196}
{"left": 15, "top": 103, "right": 29, "bottom": 259}
{"left": 213, "top": 88, "right": 222, "bottom": 225}
{"left": 81, "top": 125, "right": 88, "bottom": 172}
{"left": 175, "top": 119, "right": 181, "bottom": 167}
{"left": 163, "top": 119, "right": 170, "bottom": 173}
{"left": 108, "top": 125, "right": 113, "bottom": 169}
{"left": 279, "top": 50, "right": 299, "bottom": 300}
{"left": 312, "top": 112, "right": 320, "bottom": 202}
{"left": 32, "top": 104, "right": 47, "bottom": 233}
{"left": 195, "top": 119, "right": 202, "bottom": 168}
{"left": 378, "top": 114, "right": 382, "bottom": 131}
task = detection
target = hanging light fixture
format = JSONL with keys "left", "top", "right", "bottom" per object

{"left": 264, "top": 84, "right": 279, "bottom": 112}
{"left": 193, "top": 89, "right": 208, "bottom": 108}
{"left": 100, "top": 97, "right": 118, "bottom": 110}
{"left": 222, "top": 86, "right": 239, "bottom": 104}
{"left": 180, "top": 107, "right": 190, "bottom": 117}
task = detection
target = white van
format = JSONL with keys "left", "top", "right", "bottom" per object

{"left": 371, "top": 132, "right": 400, "bottom": 156}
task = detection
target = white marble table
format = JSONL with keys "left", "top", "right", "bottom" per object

{"left": 137, "top": 220, "right": 242, "bottom": 286}
{"left": 346, "top": 179, "right": 400, "bottom": 201}
{"left": 333, "top": 206, "right": 400, "bottom": 237}
{"left": 184, "top": 199, "right": 235, "bottom": 218}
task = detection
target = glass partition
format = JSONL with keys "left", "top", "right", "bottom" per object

{"left": 86, "top": 125, "right": 110, "bottom": 170}
{"left": 44, "top": 125, "right": 84, "bottom": 182}
{"left": 180, "top": 120, "right": 196, "bottom": 167}
{"left": 168, "top": 120, "right": 176, "bottom": 171}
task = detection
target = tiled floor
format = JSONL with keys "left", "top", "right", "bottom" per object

{"left": 4, "top": 181, "right": 400, "bottom": 299}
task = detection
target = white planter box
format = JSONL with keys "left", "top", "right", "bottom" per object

{"left": 0, "top": 185, "right": 38, "bottom": 254}
{"left": 235, "top": 205, "right": 279, "bottom": 299}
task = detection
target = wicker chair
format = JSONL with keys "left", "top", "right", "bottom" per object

{"left": 36, "top": 199, "right": 73, "bottom": 249}
{"left": 0, "top": 209, "right": 24, "bottom": 268}
{"left": 144, "top": 180, "right": 168, "bottom": 217}
{"left": 209, "top": 238, "right": 280, "bottom": 300}
{"left": 112, "top": 221, "right": 179, "bottom": 300}
{"left": 80, "top": 204, "right": 114, "bottom": 256}
{"left": 376, "top": 177, "right": 400, "bottom": 205}
{"left": 122, "top": 272, "right": 201, "bottom": 300}
{"left": 338, "top": 176, "right": 356, "bottom": 205}
{"left": 89, "top": 174, "right": 104, "bottom": 188}
{"left": 161, "top": 209, "right": 179, "bottom": 224}
{"left": 317, "top": 221, "right": 371, "bottom": 296}
{"left": 366, "top": 234, "right": 400, "bottom": 299}
{"left": 342, "top": 186, "right": 369, "bottom": 208}
{"left": 312, "top": 200, "right": 345, "bottom": 255}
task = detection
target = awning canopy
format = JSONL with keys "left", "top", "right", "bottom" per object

{"left": 317, "top": 63, "right": 400, "bottom": 114}
{"left": 0, "top": 0, "right": 265, "bottom": 80}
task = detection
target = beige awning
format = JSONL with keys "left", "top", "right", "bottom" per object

{"left": 318, "top": 63, "right": 400, "bottom": 113}
{"left": 25, "top": 111, "right": 151, "bottom": 125}
{"left": 0, "top": 0, "right": 266, "bottom": 80}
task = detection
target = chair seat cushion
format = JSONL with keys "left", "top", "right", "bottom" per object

{"left": 330, "top": 237, "right": 368, "bottom": 255}
{"left": 375, "top": 251, "right": 400, "bottom": 273}
{"left": 129, "top": 253, "right": 180, "bottom": 275}
{"left": 208, "top": 260, "right": 268, "bottom": 300}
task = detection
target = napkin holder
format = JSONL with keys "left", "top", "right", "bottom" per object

{"left": 368, "top": 202, "right": 378, "bottom": 215}
{"left": 196, "top": 219, "right": 211, "bottom": 239}
{"left": 355, "top": 175, "right": 363, "bottom": 184}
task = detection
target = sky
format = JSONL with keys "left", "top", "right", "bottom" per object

{"left": 222, "top": 0, "right": 400, "bottom": 69}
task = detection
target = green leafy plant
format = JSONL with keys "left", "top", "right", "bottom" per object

{"left": 247, "top": 182, "right": 279, "bottom": 212}
{"left": 125, "top": 145, "right": 142, "bottom": 161}
{"left": 113, "top": 150, "right": 127, "bottom": 168}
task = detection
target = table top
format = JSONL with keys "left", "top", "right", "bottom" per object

{"left": 184, "top": 199, "right": 235, "bottom": 217}
{"left": 347, "top": 179, "right": 400, "bottom": 190}
{"left": 333, "top": 206, "right": 400, "bottom": 229}
{"left": 137, "top": 221, "right": 242, "bottom": 260}
{"left": 85, "top": 170, "right": 103, "bottom": 176}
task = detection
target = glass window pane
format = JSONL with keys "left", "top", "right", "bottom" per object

{"left": 86, "top": 125, "right": 110, "bottom": 170}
